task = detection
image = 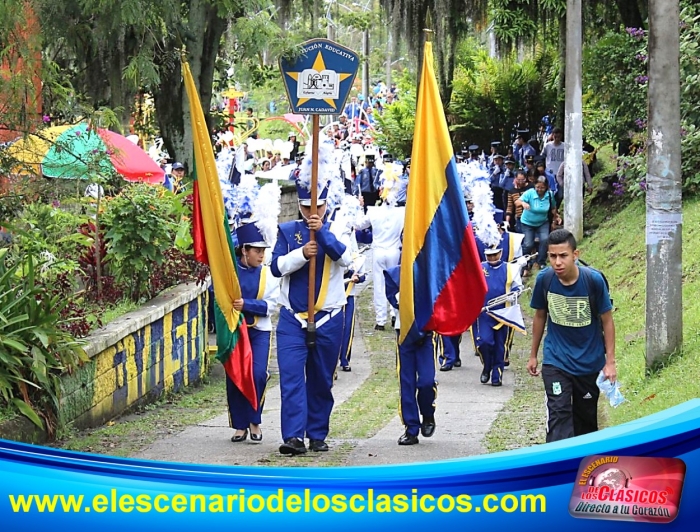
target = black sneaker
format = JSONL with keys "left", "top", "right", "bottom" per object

{"left": 391, "top": 316, "right": 396, "bottom": 327}
{"left": 454, "top": 359, "right": 462, "bottom": 368}
{"left": 279, "top": 438, "right": 307, "bottom": 455}
{"left": 309, "top": 439, "right": 329, "bottom": 452}
{"left": 480, "top": 369, "right": 490, "bottom": 384}
{"left": 374, "top": 324, "right": 385, "bottom": 331}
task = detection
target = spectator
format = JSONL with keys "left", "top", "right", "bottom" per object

{"left": 527, "top": 228, "right": 616, "bottom": 442}
{"left": 516, "top": 176, "right": 561, "bottom": 274}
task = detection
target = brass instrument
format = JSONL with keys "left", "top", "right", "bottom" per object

{"left": 482, "top": 287, "right": 531, "bottom": 312}
{"left": 510, "top": 252, "right": 538, "bottom": 264}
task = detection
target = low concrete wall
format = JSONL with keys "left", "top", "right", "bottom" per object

{"left": 59, "top": 281, "right": 210, "bottom": 429}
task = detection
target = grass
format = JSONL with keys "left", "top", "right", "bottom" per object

{"left": 329, "top": 295, "right": 399, "bottom": 439}
{"left": 579, "top": 196, "right": 700, "bottom": 427}
{"left": 55, "top": 361, "right": 228, "bottom": 456}
{"left": 484, "top": 299, "right": 547, "bottom": 453}
{"left": 0, "top": 402, "right": 18, "bottom": 424}
{"left": 99, "top": 298, "right": 141, "bottom": 326}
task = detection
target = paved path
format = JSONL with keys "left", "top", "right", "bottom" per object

{"left": 135, "top": 281, "right": 516, "bottom": 467}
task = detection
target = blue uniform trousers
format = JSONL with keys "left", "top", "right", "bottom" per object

{"left": 277, "top": 307, "right": 344, "bottom": 441}
{"left": 340, "top": 295, "right": 356, "bottom": 368}
{"left": 397, "top": 332, "right": 439, "bottom": 437}
{"left": 226, "top": 328, "right": 271, "bottom": 428}
{"left": 475, "top": 316, "right": 511, "bottom": 384}
{"left": 440, "top": 334, "right": 462, "bottom": 367}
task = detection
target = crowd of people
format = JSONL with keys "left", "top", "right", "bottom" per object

{"left": 213, "top": 116, "right": 615, "bottom": 455}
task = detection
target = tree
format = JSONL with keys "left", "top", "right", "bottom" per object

{"left": 379, "top": 1, "right": 488, "bottom": 104}
{"left": 33, "top": 1, "right": 299, "bottom": 169}
{"left": 0, "top": 0, "right": 42, "bottom": 142}
{"left": 645, "top": 0, "right": 682, "bottom": 369}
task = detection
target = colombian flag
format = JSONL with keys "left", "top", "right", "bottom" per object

{"left": 183, "top": 61, "right": 257, "bottom": 410}
{"left": 399, "top": 42, "right": 487, "bottom": 345}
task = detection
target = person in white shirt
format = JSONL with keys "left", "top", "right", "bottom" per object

{"left": 355, "top": 185, "right": 405, "bottom": 330}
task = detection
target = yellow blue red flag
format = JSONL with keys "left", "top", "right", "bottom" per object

{"left": 182, "top": 60, "right": 257, "bottom": 410}
{"left": 399, "top": 42, "right": 487, "bottom": 345}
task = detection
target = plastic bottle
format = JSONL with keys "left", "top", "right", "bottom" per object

{"left": 596, "top": 371, "right": 625, "bottom": 408}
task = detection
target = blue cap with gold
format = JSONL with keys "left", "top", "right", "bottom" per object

{"left": 296, "top": 179, "right": 329, "bottom": 206}
{"left": 235, "top": 222, "right": 269, "bottom": 248}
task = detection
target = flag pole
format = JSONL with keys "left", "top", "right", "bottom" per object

{"left": 307, "top": 114, "right": 320, "bottom": 347}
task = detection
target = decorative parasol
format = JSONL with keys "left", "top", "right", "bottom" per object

{"left": 6, "top": 124, "right": 165, "bottom": 183}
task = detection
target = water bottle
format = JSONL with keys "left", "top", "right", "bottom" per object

{"left": 596, "top": 371, "right": 625, "bottom": 408}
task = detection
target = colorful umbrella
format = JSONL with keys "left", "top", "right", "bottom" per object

{"left": 221, "top": 88, "right": 245, "bottom": 99}
{"left": 6, "top": 124, "right": 164, "bottom": 183}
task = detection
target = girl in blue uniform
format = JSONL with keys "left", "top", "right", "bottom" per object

{"left": 227, "top": 222, "right": 280, "bottom": 443}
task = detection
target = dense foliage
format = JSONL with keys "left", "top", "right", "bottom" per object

{"left": 584, "top": 0, "right": 700, "bottom": 196}
{"left": 374, "top": 71, "right": 416, "bottom": 160}
{"left": 0, "top": 249, "right": 88, "bottom": 434}
{"left": 449, "top": 43, "right": 558, "bottom": 147}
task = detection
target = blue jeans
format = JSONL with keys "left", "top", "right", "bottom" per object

{"left": 522, "top": 221, "right": 550, "bottom": 267}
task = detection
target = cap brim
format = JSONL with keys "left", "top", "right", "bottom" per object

{"left": 240, "top": 241, "right": 270, "bottom": 248}
{"left": 298, "top": 199, "right": 327, "bottom": 206}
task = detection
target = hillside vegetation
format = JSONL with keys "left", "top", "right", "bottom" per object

{"left": 580, "top": 197, "right": 698, "bottom": 426}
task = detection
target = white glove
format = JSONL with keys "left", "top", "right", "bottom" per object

{"left": 516, "top": 256, "right": 529, "bottom": 268}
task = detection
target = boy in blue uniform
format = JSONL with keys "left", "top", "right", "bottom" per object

{"left": 228, "top": 222, "right": 280, "bottom": 443}
{"left": 474, "top": 247, "right": 524, "bottom": 386}
{"left": 384, "top": 265, "right": 439, "bottom": 446}
{"left": 271, "top": 180, "right": 353, "bottom": 455}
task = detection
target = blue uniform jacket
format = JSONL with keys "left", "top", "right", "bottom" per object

{"left": 271, "top": 220, "right": 348, "bottom": 314}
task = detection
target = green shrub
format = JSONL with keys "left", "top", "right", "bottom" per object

{"left": 449, "top": 46, "right": 558, "bottom": 146}
{"left": 0, "top": 249, "right": 87, "bottom": 434}
{"left": 101, "top": 184, "right": 186, "bottom": 301}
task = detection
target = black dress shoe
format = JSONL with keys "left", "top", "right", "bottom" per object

{"left": 341, "top": 365, "right": 352, "bottom": 372}
{"left": 492, "top": 381, "right": 503, "bottom": 387}
{"left": 439, "top": 364, "right": 453, "bottom": 372}
{"left": 504, "top": 359, "right": 510, "bottom": 367}
{"left": 480, "top": 370, "right": 490, "bottom": 384}
{"left": 420, "top": 417, "right": 436, "bottom": 438}
{"left": 231, "top": 430, "right": 248, "bottom": 443}
{"left": 391, "top": 316, "right": 396, "bottom": 327}
{"left": 374, "top": 324, "right": 385, "bottom": 331}
{"left": 250, "top": 430, "right": 263, "bottom": 442}
{"left": 398, "top": 432, "right": 419, "bottom": 445}
{"left": 454, "top": 359, "right": 462, "bottom": 368}
{"left": 279, "top": 437, "right": 307, "bottom": 455}
{"left": 309, "top": 439, "right": 329, "bottom": 452}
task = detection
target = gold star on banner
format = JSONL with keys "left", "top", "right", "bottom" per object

{"left": 286, "top": 51, "right": 353, "bottom": 108}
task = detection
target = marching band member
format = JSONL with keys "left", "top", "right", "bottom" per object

{"left": 339, "top": 233, "right": 367, "bottom": 372}
{"left": 384, "top": 264, "right": 438, "bottom": 446}
{"left": 228, "top": 222, "right": 280, "bottom": 443}
{"left": 271, "top": 147, "right": 353, "bottom": 456}
{"left": 474, "top": 246, "right": 525, "bottom": 386}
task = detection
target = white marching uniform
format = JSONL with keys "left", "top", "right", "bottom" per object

{"left": 357, "top": 204, "right": 405, "bottom": 326}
